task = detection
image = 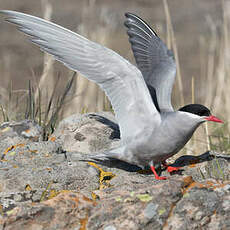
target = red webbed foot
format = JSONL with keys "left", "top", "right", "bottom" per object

{"left": 167, "top": 166, "right": 181, "bottom": 173}
{"left": 162, "top": 161, "right": 181, "bottom": 173}
{"left": 150, "top": 165, "right": 167, "bottom": 180}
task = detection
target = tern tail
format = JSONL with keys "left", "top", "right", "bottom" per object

{"left": 85, "top": 146, "right": 126, "bottom": 162}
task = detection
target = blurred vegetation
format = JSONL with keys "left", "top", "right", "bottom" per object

{"left": 0, "top": 72, "right": 76, "bottom": 140}
{"left": 209, "top": 123, "right": 230, "bottom": 154}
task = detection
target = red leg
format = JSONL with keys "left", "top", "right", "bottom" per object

{"left": 150, "top": 165, "right": 167, "bottom": 180}
{"left": 162, "top": 161, "right": 181, "bottom": 173}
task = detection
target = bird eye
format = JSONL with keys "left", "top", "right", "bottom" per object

{"left": 199, "top": 110, "right": 209, "bottom": 116}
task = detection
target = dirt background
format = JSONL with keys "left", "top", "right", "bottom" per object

{"left": 0, "top": 0, "right": 223, "bottom": 108}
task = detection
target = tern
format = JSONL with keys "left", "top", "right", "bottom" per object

{"left": 0, "top": 11, "right": 223, "bottom": 180}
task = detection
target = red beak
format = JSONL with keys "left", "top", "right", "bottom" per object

{"left": 204, "top": 115, "right": 223, "bottom": 123}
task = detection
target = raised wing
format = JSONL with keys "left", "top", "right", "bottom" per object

{"left": 0, "top": 10, "right": 161, "bottom": 142}
{"left": 124, "top": 13, "right": 176, "bottom": 112}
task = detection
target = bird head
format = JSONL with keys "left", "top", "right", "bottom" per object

{"left": 178, "top": 104, "right": 223, "bottom": 123}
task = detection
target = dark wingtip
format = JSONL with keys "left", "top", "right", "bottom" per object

{"left": 125, "top": 12, "right": 133, "bottom": 17}
{"left": 124, "top": 12, "right": 135, "bottom": 27}
{"left": 124, "top": 12, "right": 159, "bottom": 38}
{"left": 124, "top": 12, "right": 139, "bottom": 19}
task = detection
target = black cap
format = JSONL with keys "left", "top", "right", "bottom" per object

{"left": 179, "top": 104, "right": 211, "bottom": 117}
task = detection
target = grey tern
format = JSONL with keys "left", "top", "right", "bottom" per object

{"left": 0, "top": 11, "right": 223, "bottom": 180}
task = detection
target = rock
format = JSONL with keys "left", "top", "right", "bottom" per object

{"left": 0, "top": 120, "right": 43, "bottom": 161}
{"left": 1, "top": 177, "right": 230, "bottom": 230}
{"left": 165, "top": 179, "right": 230, "bottom": 230}
{"left": 0, "top": 120, "right": 42, "bottom": 142}
{"left": 88, "top": 177, "right": 184, "bottom": 230}
{"left": 0, "top": 142, "right": 98, "bottom": 212}
{"left": 0, "top": 192, "right": 96, "bottom": 230}
{"left": 51, "top": 112, "right": 120, "bottom": 153}
{"left": 0, "top": 113, "right": 229, "bottom": 229}
{"left": 88, "top": 177, "right": 230, "bottom": 230}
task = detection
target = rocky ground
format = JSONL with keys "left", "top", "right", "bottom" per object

{"left": 0, "top": 112, "right": 229, "bottom": 229}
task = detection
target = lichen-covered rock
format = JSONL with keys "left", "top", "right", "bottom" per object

{"left": 51, "top": 112, "right": 120, "bottom": 153}
{"left": 0, "top": 113, "right": 229, "bottom": 229}
{"left": 0, "top": 120, "right": 42, "bottom": 142}
{"left": 0, "top": 143, "right": 98, "bottom": 212}
{"left": 87, "top": 177, "right": 230, "bottom": 230}
{"left": 0, "top": 192, "right": 96, "bottom": 230}
{"left": 0, "top": 120, "right": 43, "bottom": 163}
{"left": 1, "top": 177, "right": 230, "bottom": 230}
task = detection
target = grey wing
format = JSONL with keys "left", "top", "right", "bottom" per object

{"left": 124, "top": 12, "right": 176, "bottom": 112}
{"left": 0, "top": 10, "right": 161, "bottom": 143}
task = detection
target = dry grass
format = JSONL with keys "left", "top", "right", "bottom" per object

{"left": 163, "top": 0, "right": 184, "bottom": 106}
{"left": 0, "top": 0, "right": 77, "bottom": 140}
{"left": 35, "top": 0, "right": 55, "bottom": 108}
{"left": 199, "top": 0, "right": 230, "bottom": 153}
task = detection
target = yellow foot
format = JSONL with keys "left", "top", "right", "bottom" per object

{"left": 87, "top": 162, "right": 116, "bottom": 190}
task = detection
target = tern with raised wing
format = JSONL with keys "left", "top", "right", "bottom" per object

{"left": 0, "top": 11, "right": 223, "bottom": 180}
